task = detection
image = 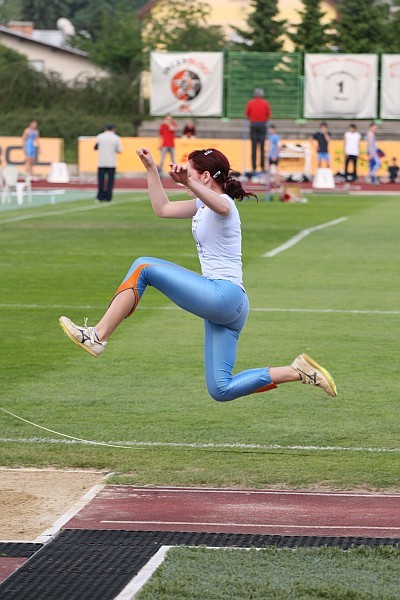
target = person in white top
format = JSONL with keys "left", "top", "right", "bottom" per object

{"left": 59, "top": 148, "right": 337, "bottom": 400}
{"left": 343, "top": 124, "right": 361, "bottom": 181}
{"left": 94, "top": 124, "right": 122, "bottom": 202}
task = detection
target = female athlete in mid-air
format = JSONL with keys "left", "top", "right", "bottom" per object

{"left": 60, "top": 147, "right": 336, "bottom": 401}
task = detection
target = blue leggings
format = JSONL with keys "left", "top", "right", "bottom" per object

{"left": 368, "top": 155, "right": 380, "bottom": 181}
{"left": 113, "top": 257, "right": 274, "bottom": 401}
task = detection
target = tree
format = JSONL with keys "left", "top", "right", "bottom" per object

{"left": 69, "top": 0, "right": 127, "bottom": 40}
{"left": 76, "top": 11, "right": 144, "bottom": 77}
{"left": 0, "top": 0, "right": 23, "bottom": 23}
{"left": 20, "top": 0, "right": 135, "bottom": 33}
{"left": 288, "top": 0, "right": 334, "bottom": 52}
{"left": 21, "top": 0, "right": 75, "bottom": 28}
{"left": 0, "top": 44, "right": 27, "bottom": 67}
{"left": 335, "top": 0, "right": 389, "bottom": 53}
{"left": 233, "top": 0, "right": 287, "bottom": 52}
{"left": 387, "top": 0, "right": 400, "bottom": 52}
{"left": 142, "top": 0, "right": 226, "bottom": 52}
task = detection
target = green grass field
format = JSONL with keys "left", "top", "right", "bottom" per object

{"left": 0, "top": 191, "right": 399, "bottom": 490}
{"left": 137, "top": 546, "right": 400, "bottom": 600}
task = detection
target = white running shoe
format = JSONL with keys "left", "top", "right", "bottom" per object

{"left": 291, "top": 353, "right": 337, "bottom": 397}
{"left": 59, "top": 316, "right": 107, "bottom": 357}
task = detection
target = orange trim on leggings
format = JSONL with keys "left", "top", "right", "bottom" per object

{"left": 254, "top": 382, "right": 277, "bottom": 393}
{"left": 110, "top": 263, "right": 150, "bottom": 318}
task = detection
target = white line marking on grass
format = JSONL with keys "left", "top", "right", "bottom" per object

{"left": 103, "top": 521, "right": 400, "bottom": 532}
{"left": 1, "top": 251, "right": 198, "bottom": 258}
{"left": 264, "top": 217, "right": 348, "bottom": 257}
{"left": 0, "top": 196, "right": 148, "bottom": 224}
{"left": 0, "top": 303, "right": 398, "bottom": 315}
{"left": 251, "top": 307, "right": 400, "bottom": 315}
{"left": 1, "top": 436, "right": 399, "bottom": 454}
{"left": 0, "top": 204, "right": 100, "bottom": 224}
{"left": 0, "top": 408, "right": 143, "bottom": 450}
{"left": 114, "top": 546, "right": 172, "bottom": 600}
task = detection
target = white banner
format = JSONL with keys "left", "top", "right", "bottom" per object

{"left": 304, "top": 54, "right": 377, "bottom": 118}
{"left": 150, "top": 52, "right": 223, "bottom": 116}
{"left": 380, "top": 54, "right": 400, "bottom": 119}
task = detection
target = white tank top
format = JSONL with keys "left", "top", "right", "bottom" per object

{"left": 192, "top": 194, "right": 244, "bottom": 289}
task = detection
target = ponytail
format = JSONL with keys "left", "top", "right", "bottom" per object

{"left": 188, "top": 148, "right": 258, "bottom": 202}
{"left": 224, "top": 176, "right": 258, "bottom": 202}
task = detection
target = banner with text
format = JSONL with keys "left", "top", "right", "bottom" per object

{"left": 380, "top": 54, "right": 400, "bottom": 119}
{"left": 304, "top": 54, "right": 377, "bottom": 119}
{"left": 0, "top": 137, "right": 63, "bottom": 177}
{"left": 150, "top": 52, "right": 223, "bottom": 116}
{"left": 78, "top": 136, "right": 395, "bottom": 177}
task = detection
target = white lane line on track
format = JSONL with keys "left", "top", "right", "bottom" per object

{"left": 0, "top": 303, "right": 398, "bottom": 315}
{"left": 102, "top": 521, "right": 400, "bottom": 531}
{"left": 1, "top": 437, "right": 399, "bottom": 454}
{"left": 97, "top": 486, "right": 400, "bottom": 498}
{"left": 264, "top": 217, "right": 348, "bottom": 257}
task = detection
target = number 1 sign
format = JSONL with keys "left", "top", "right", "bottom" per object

{"left": 304, "top": 54, "right": 377, "bottom": 119}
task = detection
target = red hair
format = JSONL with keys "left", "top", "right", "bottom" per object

{"left": 188, "top": 148, "right": 257, "bottom": 202}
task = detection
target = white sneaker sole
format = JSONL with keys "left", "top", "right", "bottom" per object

{"left": 59, "top": 317, "right": 98, "bottom": 358}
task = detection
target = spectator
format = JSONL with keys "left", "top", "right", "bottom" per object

{"left": 94, "top": 124, "right": 122, "bottom": 202}
{"left": 267, "top": 124, "right": 281, "bottom": 187}
{"left": 158, "top": 114, "right": 177, "bottom": 175}
{"left": 343, "top": 123, "right": 361, "bottom": 181}
{"left": 313, "top": 122, "right": 331, "bottom": 168}
{"left": 182, "top": 119, "right": 196, "bottom": 138}
{"left": 365, "top": 123, "right": 380, "bottom": 185}
{"left": 388, "top": 157, "right": 399, "bottom": 183}
{"left": 22, "top": 119, "right": 39, "bottom": 177}
{"left": 245, "top": 88, "right": 271, "bottom": 173}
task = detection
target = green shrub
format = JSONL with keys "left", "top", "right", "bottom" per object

{"left": 0, "top": 45, "right": 144, "bottom": 162}
{"left": 0, "top": 108, "right": 138, "bottom": 162}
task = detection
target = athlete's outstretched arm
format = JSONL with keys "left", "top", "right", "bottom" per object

{"left": 136, "top": 147, "right": 196, "bottom": 219}
{"left": 169, "top": 163, "right": 231, "bottom": 217}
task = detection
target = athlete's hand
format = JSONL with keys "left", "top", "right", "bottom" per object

{"left": 136, "top": 147, "right": 156, "bottom": 170}
{"left": 168, "top": 163, "right": 189, "bottom": 186}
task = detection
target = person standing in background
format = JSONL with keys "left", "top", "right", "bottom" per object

{"left": 22, "top": 119, "right": 39, "bottom": 177}
{"left": 343, "top": 123, "right": 361, "bottom": 181}
{"left": 267, "top": 124, "right": 281, "bottom": 187}
{"left": 245, "top": 88, "right": 271, "bottom": 173}
{"left": 182, "top": 119, "right": 196, "bottom": 138}
{"left": 158, "top": 114, "right": 177, "bottom": 175}
{"left": 365, "top": 123, "right": 380, "bottom": 185}
{"left": 388, "top": 157, "right": 399, "bottom": 183}
{"left": 95, "top": 124, "right": 122, "bottom": 203}
{"left": 313, "top": 122, "right": 331, "bottom": 168}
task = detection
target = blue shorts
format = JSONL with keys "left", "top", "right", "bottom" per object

{"left": 25, "top": 146, "right": 37, "bottom": 160}
{"left": 318, "top": 152, "right": 330, "bottom": 163}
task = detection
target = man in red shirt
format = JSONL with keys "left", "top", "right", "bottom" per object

{"left": 245, "top": 88, "right": 271, "bottom": 172}
{"left": 158, "top": 114, "right": 177, "bottom": 175}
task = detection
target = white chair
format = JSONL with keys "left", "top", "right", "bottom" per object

{"left": 1, "top": 166, "right": 32, "bottom": 205}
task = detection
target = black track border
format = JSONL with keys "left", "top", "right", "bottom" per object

{"left": 0, "top": 530, "right": 399, "bottom": 600}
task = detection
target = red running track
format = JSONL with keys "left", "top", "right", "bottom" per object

{"left": 32, "top": 179, "right": 400, "bottom": 193}
{"left": 65, "top": 486, "right": 400, "bottom": 538}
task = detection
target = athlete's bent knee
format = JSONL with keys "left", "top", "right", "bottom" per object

{"left": 131, "top": 256, "right": 153, "bottom": 269}
{"left": 207, "top": 382, "right": 236, "bottom": 403}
